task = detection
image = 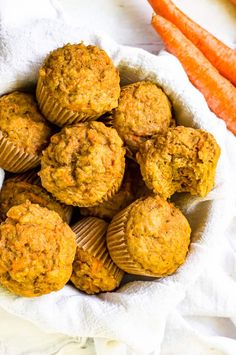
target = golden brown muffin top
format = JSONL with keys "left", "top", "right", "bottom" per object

{"left": 71, "top": 248, "right": 121, "bottom": 294}
{"left": 125, "top": 196, "right": 191, "bottom": 275}
{"left": 0, "top": 179, "right": 72, "bottom": 223}
{"left": 0, "top": 91, "right": 52, "bottom": 155}
{"left": 113, "top": 81, "right": 172, "bottom": 151}
{"left": 38, "top": 43, "right": 120, "bottom": 114}
{"left": 80, "top": 159, "right": 150, "bottom": 220}
{"left": 39, "top": 121, "right": 126, "bottom": 207}
{"left": 136, "top": 126, "right": 220, "bottom": 198}
{"left": 0, "top": 202, "right": 76, "bottom": 297}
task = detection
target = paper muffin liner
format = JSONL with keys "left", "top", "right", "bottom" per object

{"left": 63, "top": 206, "right": 73, "bottom": 224}
{"left": 99, "top": 115, "right": 113, "bottom": 127}
{"left": 99, "top": 178, "right": 122, "bottom": 205}
{"left": 72, "top": 217, "right": 124, "bottom": 284}
{"left": 36, "top": 77, "right": 99, "bottom": 127}
{"left": 0, "top": 131, "right": 40, "bottom": 173}
{"left": 6, "top": 170, "right": 73, "bottom": 224}
{"left": 106, "top": 200, "right": 160, "bottom": 276}
{"left": 9, "top": 170, "right": 41, "bottom": 185}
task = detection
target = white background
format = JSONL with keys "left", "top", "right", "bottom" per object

{"left": 57, "top": 0, "right": 236, "bottom": 52}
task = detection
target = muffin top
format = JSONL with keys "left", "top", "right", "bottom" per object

{"left": 71, "top": 217, "right": 124, "bottom": 294}
{"left": 112, "top": 195, "right": 191, "bottom": 276}
{"left": 38, "top": 43, "right": 120, "bottom": 115}
{"left": 0, "top": 91, "right": 52, "bottom": 155}
{"left": 0, "top": 201, "right": 76, "bottom": 297}
{"left": 80, "top": 159, "right": 149, "bottom": 220}
{"left": 0, "top": 179, "right": 72, "bottom": 223}
{"left": 136, "top": 126, "right": 220, "bottom": 198}
{"left": 113, "top": 81, "right": 172, "bottom": 151}
{"left": 39, "top": 121, "right": 126, "bottom": 207}
{"left": 125, "top": 196, "right": 191, "bottom": 275}
{"left": 71, "top": 248, "right": 122, "bottom": 294}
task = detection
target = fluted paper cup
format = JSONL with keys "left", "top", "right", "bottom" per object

{"left": 36, "top": 77, "right": 97, "bottom": 127}
{"left": 107, "top": 200, "right": 160, "bottom": 276}
{"left": 71, "top": 217, "right": 124, "bottom": 293}
{"left": 0, "top": 131, "right": 40, "bottom": 173}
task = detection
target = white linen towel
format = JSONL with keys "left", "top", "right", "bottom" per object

{"left": 0, "top": 1, "right": 235, "bottom": 354}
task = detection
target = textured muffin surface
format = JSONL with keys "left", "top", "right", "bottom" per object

{"left": 0, "top": 91, "right": 52, "bottom": 155}
{"left": 38, "top": 43, "right": 120, "bottom": 116}
{"left": 107, "top": 195, "right": 191, "bottom": 276}
{"left": 136, "top": 126, "right": 220, "bottom": 198}
{"left": 39, "top": 121, "right": 125, "bottom": 206}
{"left": 0, "top": 202, "right": 76, "bottom": 297}
{"left": 126, "top": 196, "right": 190, "bottom": 275}
{"left": 80, "top": 160, "right": 149, "bottom": 219}
{"left": 113, "top": 81, "right": 172, "bottom": 151}
{"left": 71, "top": 248, "right": 120, "bottom": 294}
{"left": 0, "top": 179, "right": 71, "bottom": 223}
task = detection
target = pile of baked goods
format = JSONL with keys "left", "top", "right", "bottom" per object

{"left": 0, "top": 43, "right": 220, "bottom": 297}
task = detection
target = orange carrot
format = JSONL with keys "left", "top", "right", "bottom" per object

{"left": 151, "top": 14, "right": 236, "bottom": 135}
{"left": 148, "top": 0, "right": 236, "bottom": 86}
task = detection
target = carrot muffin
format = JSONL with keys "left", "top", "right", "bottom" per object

{"left": 136, "top": 126, "right": 220, "bottom": 198}
{"left": 0, "top": 91, "right": 52, "bottom": 172}
{"left": 0, "top": 202, "right": 76, "bottom": 297}
{"left": 36, "top": 43, "right": 120, "bottom": 126}
{"left": 107, "top": 195, "right": 191, "bottom": 277}
{"left": 112, "top": 81, "right": 173, "bottom": 152}
{"left": 39, "top": 121, "right": 126, "bottom": 207}
{"left": 0, "top": 176, "right": 72, "bottom": 223}
{"left": 80, "top": 160, "right": 149, "bottom": 220}
{"left": 71, "top": 217, "right": 124, "bottom": 294}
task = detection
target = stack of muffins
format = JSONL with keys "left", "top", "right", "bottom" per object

{"left": 0, "top": 43, "right": 220, "bottom": 297}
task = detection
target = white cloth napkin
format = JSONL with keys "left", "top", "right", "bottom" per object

{"left": 0, "top": 1, "right": 235, "bottom": 354}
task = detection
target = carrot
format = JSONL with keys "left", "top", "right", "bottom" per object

{"left": 148, "top": 0, "right": 236, "bottom": 86}
{"left": 151, "top": 14, "right": 236, "bottom": 135}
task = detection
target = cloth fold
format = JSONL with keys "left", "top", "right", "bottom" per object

{"left": 0, "top": 1, "right": 235, "bottom": 354}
